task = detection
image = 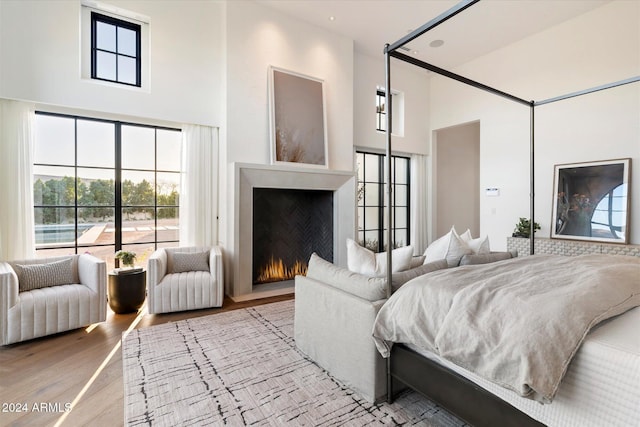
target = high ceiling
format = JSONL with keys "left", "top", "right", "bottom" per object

{"left": 257, "top": 0, "right": 611, "bottom": 69}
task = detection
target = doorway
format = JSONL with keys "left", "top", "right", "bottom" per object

{"left": 433, "top": 121, "right": 480, "bottom": 239}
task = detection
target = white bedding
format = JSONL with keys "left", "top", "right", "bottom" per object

{"left": 406, "top": 306, "right": 640, "bottom": 427}
{"left": 372, "top": 254, "right": 640, "bottom": 402}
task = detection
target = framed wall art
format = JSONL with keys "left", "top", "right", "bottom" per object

{"left": 551, "top": 158, "right": 631, "bottom": 244}
{"left": 268, "top": 66, "right": 328, "bottom": 168}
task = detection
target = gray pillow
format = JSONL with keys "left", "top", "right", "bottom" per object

{"left": 306, "top": 253, "right": 387, "bottom": 302}
{"left": 14, "top": 258, "right": 75, "bottom": 292}
{"left": 459, "top": 251, "right": 513, "bottom": 266}
{"left": 391, "top": 259, "right": 449, "bottom": 291}
{"left": 170, "top": 251, "right": 210, "bottom": 273}
{"left": 410, "top": 255, "right": 426, "bottom": 268}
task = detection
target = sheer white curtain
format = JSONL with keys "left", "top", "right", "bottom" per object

{"left": 410, "top": 154, "right": 429, "bottom": 255}
{"left": 179, "top": 124, "right": 219, "bottom": 247}
{"left": 0, "top": 99, "right": 36, "bottom": 261}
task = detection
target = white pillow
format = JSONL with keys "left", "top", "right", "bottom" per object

{"left": 346, "top": 238, "right": 414, "bottom": 277}
{"left": 460, "top": 229, "right": 491, "bottom": 254}
{"left": 423, "top": 227, "right": 472, "bottom": 267}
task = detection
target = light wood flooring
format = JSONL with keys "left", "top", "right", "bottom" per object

{"left": 0, "top": 295, "right": 294, "bottom": 427}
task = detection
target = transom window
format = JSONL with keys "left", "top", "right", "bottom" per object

{"left": 33, "top": 112, "right": 181, "bottom": 269}
{"left": 356, "top": 151, "right": 410, "bottom": 252}
{"left": 376, "top": 89, "right": 390, "bottom": 132}
{"left": 91, "top": 12, "right": 141, "bottom": 87}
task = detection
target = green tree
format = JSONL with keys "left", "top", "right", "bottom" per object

{"left": 133, "top": 179, "right": 154, "bottom": 206}
{"left": 84, "top": 179, "right": 114, "bottom": 220}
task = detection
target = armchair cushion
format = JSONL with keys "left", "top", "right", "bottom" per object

{"left": 169, "top": 250, "right": 210, "bottom": 273}
{"left": 13, "top": 258, "right": 75, "bottom": 292}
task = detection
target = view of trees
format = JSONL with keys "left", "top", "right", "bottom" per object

{"left": 34, "top": 176, "right": 178, "bottom": 224}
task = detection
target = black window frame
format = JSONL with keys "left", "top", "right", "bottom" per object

{"left": 376, "top": 89, "right": 392, "bottom": 132}
{"left": 91, "top": 12, "right": 142, "bottom": 87}
{"left": 33, "top": 111, "right": 181, "bottom": 256}
{"left": 356, "top": 150, "right": 410, "bottom": 252}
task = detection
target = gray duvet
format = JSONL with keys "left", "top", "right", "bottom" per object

{"left": 372, "top": 254, "right": 640, "bottom": 403}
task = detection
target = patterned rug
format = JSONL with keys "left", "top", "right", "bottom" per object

{"left": 122, "top": 300, "right": 467, "bottom": 426}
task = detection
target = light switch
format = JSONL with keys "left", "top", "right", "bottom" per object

{"left": 485, "top": 188, "right": 500, "bottom": 197}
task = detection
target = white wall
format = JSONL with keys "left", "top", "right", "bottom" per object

{"left": 0, "top": 0, "right": 224, "bottom": 126}
{"left": 429, "top": 0, "right": 640, "bottom": 249}
{"left": 354, "top": 52, "right": 430, "bottom": 155}
{"left": 220, "top": 0, "right": 355, "bottom": 288}
{"left": 224, "top": 1, "right": 354, "bottom": 170}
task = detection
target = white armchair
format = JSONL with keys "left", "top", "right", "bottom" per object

{"left": 0, "top": 254, "right": 107, "bottom": 346}
{"left": 147, "top": 246, "right": 223, "bottom": 314}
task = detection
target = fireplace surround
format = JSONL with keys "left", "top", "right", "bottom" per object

{"left": 230, "top": 163, "right": 355, "bottom": 301}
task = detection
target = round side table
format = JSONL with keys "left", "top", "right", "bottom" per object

{"left": 108, "top": 269, "right": 146, "bottom": 314}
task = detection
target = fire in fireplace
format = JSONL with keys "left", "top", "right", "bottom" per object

{"left": 255, "top": 257, "right": 308, "bottom": 284}
{"left": 253, "top": 188, "right": 333, "bottom": 285}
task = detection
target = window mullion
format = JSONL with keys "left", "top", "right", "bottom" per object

{"left": 115, "top": 123, "right": 122, "bottom": 252}
{"left": 391, "top": 157, "right": 395, "bottom": 249}
{"left": 154, "top": 129, "right": 158, "bottom": 249}
{"left": 378, "top": 154, "right": 385, "bottom": 252}
{"left": 114, "top": 24, "right": 119, "bottom": 82}
{"left": 74, "top": 119, "right": 79, "bottom": 254}
{"left": 406, "top": 159, "right": 411, "bottom": 246}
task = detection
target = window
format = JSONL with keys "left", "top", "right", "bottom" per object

{"left": 356, "top": 151, "right": 410, "bottom": 252}
{"left": 33, "top": 112, "right": 181, "bottom": 269}
{"left": 376, "top": 89, "right": 390, "bottom": 132}
{"left": 91, "top": 12, "right": 141, "bottom": 87}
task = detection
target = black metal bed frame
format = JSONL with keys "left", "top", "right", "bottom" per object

{"left": 390, "top": 344, "right": 545, "bottom": 426}
{"left": 381, "top": 0, "right": 640, "bottom": 424}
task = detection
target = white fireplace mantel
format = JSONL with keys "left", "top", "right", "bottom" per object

{"left": 229, "top": 163, "right": 356, "bottom": 301}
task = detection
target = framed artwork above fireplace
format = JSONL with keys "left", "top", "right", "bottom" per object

{"left": 268, "top": 66, "right": 328, "bottom": 168}
{"left": 551, "top": 158, "right": 631, "bottom": 244}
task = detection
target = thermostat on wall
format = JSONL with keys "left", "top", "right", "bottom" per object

{"left": 485, "top": 188, "right": 500, "bottom": 197}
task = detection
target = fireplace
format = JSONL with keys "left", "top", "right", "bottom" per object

{"left": 253, "top": 188, "right": 333, "bottom": 285}
{"left": 230, "top": 163, "right": 355, "bottom": 301}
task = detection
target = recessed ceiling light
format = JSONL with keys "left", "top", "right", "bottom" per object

{"left": 413, "top": 50, "right": 419, "bottom": 55}
{"left": 329, "top": 16, "right": 335, "bottom": 21}
{"left": 429, "top": 39, "right": 445, "bottom": 48}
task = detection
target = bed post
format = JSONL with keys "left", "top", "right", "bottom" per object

{"left": 530, "top": 102, "right": 535, "bottom": 255}
{"left": 384, "top": 45, "right": 393, "bottom": 299}
{"left": 384, "top": 43, "right": 394, "bottom": 403}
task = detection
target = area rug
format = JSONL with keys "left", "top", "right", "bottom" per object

{"left": 122, "top": 300, "right": 467, "bottom": 426}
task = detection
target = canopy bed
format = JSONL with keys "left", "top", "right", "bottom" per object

{"left": 378, "top": 1, "right": 640, "bottom": 425}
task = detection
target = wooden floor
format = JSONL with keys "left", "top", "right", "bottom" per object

{"left": 0, "top": 295, "right": 294, "bottom": 427}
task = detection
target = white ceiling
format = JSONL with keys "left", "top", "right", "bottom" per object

{"left": 257, "top": 0, "right": 611, "bottom": 69}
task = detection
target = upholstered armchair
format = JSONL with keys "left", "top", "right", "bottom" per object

{"left": 0, "top": 254, "right": 107, "bottom": 346}
{"left": 146, "top": 246, "right": 223, "bottom": 314}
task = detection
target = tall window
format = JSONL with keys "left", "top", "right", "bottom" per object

{"left": 33, "top": 112, "right": 181, "bottom": 268}
{"left": 356, "top": 151, "right": 410, "bottom": 252}
{"left": 91, "top": 12, "right": 141, "bottom": 87}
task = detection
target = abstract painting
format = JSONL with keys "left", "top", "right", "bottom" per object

{"left": 269, "top": 66, "right": 327, "bottom": 168}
